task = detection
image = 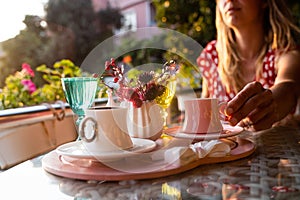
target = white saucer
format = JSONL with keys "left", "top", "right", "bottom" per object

{"left": 56, "top": 138, "right": 156, "bottom": 162}
{"left": 164, "top": 124, "right": 244, "bottom": 141}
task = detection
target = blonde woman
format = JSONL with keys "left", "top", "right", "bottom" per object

{"left": 197, "top": 0, "right": 300, "bottom": 131}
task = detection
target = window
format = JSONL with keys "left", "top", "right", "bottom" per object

{"left": 115, "top": 10, "right": 137, "bottom": 34}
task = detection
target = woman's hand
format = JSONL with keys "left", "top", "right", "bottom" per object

{"left": 224, "top": 81, "right": 279, "bottom": 131}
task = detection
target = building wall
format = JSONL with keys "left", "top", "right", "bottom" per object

{"left": 92, "top": 0, "right": 155, "bottom": 29}
{"left": 91, "top": 0, "right": 109, "bottom": 12}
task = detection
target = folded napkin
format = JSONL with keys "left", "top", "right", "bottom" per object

{"left": 190, "top": 140, "right": 231, "bottom": 158}
{"left": 152, "top": 140, "right": 231, "bottom": 165}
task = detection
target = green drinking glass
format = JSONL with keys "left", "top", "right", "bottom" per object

{"left": 61, "top": 77, "right": 98, "bottom": 134}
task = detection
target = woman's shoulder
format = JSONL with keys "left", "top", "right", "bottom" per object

{"left": 276, "top": 47, "right": 300, "bottom": 69}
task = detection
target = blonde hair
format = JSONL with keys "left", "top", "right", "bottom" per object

{"left": 216, "top": 0, "right": 300, "bottom": 93}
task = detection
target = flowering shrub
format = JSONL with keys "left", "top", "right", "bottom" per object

{"left": 100, "top": 58, "right": 178, "bottom": 108}
{"left": 0, "top": 59, "right": 82, "bottom": 109}
{"left": 0, "top": 63, "right": 37, "bottom": 108}
{"left": 34, "top": 59, "right": 82, "bottom": 104}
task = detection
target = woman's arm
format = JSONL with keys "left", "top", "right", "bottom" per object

{"left": 274, "top": 49, "right": 300, "bottom": 99}
{"left": 224, "top": 49, "right": 300, "bottom": 131}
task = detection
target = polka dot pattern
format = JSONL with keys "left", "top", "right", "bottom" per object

{"left": 197, "top": 40, "right": 276, "bottom": 101}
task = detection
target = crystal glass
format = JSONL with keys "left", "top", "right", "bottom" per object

{"left": 61, "top": 77, "right": 98, "bottom": 132}
{"left": 155, "top": 77, "right": 177, "bottom": 128}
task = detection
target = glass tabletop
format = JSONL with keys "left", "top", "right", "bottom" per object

{"left": 1, "top": 126, "right": 300, "bottom": 200}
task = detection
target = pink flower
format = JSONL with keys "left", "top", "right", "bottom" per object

{"left": 21, "top": 79, "right": 37, "bottom": 94}
{"left": 22, "top": 63, "right": 35, "bottom": 77}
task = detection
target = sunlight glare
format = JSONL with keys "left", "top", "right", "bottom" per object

{"left": 0, "top": 0, "right": 46, "bottom": 42}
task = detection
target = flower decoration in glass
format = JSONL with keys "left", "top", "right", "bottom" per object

{"left": 100, "top": 58, "right": 179, "bottom": 108}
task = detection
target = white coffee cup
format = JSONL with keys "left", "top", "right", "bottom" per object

{"left": 182, "top": 98, "right": 225, "bottom": 133}
{"left": 79, "top": 106, "right": 133, "bottom": 152}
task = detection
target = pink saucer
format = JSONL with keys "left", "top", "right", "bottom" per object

{"left": 164, "top": 124, "right": 244, "bottom": 141}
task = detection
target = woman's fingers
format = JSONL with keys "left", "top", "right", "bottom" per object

{"left": 225, "top": 82, "right": 275, "bottom": 127}
{"left": 225, "top": 82, "right": 265, "bottom": 116}
{"left": 238, "top": 99, "right": 277, "bottom": 131}
{"left": 241, "top": 112, "right": 276, "bottom": 131}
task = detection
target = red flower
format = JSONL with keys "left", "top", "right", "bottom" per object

{"left": 128, "top": 90, "right": 140, "bottom": 101}
{"left": 113, "top": 77, "right": 119, "bottom": 83}
{"left": 22, "top": 63, "right": 35, "bottom": 77}
{"left": 131, "top": 98, "right": 143, "bottom": 108}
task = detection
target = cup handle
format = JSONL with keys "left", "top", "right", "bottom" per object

{"left": 79, "top": 117, "right": 98, "bottom": 143}
{"left": 218, "top": 102, "right": 227, "bottom": 121}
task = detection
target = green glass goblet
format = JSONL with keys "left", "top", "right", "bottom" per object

{"left": 61, "top": 77, "right": 98, "bottom": 138}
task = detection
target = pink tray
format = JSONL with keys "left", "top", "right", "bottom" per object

{"left": 42, "top": 137, "right": 255, "bottom": 181}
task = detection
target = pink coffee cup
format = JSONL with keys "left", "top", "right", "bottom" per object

{"left": 181, "top": 98, "right": 225, "bottom": 134}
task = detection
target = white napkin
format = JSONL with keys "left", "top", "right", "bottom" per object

{"left": 190, "top": 140, "right": 231, "bottom": 158}
{"left": 161, "top": 140, "right": 231, "bottom": 164}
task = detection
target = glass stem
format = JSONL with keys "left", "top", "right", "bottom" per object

{"left": 75, "top": 115, "right": 84, "bottom": 140}
{"left": 161, "top": 108, "right": 168, "bottom": 129}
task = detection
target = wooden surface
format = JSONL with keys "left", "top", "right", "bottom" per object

{"left": 0, "top": 112, "right": 77, "bottom": 170}
{"left": 42, "top": 137, "right": 255, "bottom": 181}
{"left": 0, "top": 109, "right": 74, "bottom": 129}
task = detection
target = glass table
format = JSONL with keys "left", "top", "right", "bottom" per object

{"left": 1, "top": 125, "right": 300, "bottom": 200}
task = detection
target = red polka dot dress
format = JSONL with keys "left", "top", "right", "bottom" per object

{"left": 197, "top": 40, "right": 276, "bottom": 102}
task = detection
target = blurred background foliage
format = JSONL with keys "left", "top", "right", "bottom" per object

{"left": 0, "top": 0, "right": 299, "bottom": 91}
{"left": 154, "top": 0, "right": 216, "bottom": 46}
